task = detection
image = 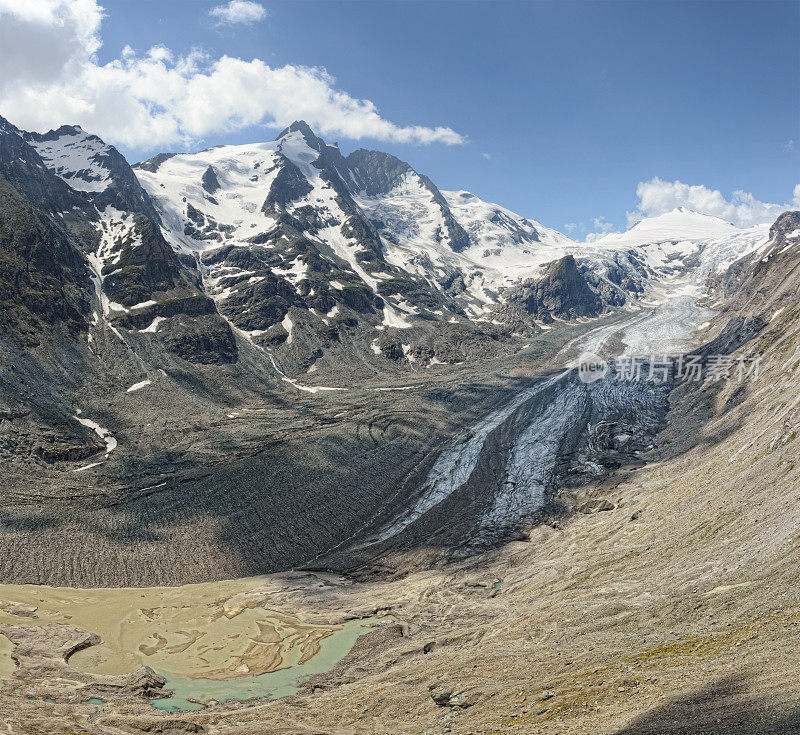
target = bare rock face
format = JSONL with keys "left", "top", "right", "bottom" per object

{"left": 719, "top": 210, "right": 800, "bottom": 304}
{"left": 505, "top": 254, "right": 605, "bottom": 322}
{"left": 577, "top": 498, "right": 616, "bottom": 514}
{"left": 0, "top": 601, "right": 37, "bottom": 617}
{"left": 104, "top": 719, "right": 207, "bottom": 733}
{"left": 705, "top": 210, "right": 800, "bottom": 356}
{"left": 0, "top": 176, "right": 91, "bottom": 346}
{"left": 766, "top": 209, "right": 800, "bottom": 248}
{"left": 158, "top": 314, "right": 238, "bottom": 364}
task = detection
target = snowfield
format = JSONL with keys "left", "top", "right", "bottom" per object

{"left": 26, "top": 127, "right": 112, "bottom": 193}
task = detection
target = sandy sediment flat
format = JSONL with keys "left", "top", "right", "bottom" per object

{"left": 0, "top": 633, "right": 14, "bottom": 680}
{"left": 0, "top": 576, "right": 349, "bottom": 682}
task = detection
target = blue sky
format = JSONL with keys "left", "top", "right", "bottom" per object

{"left": 1, "top": 0, "right": 797, "bottom": 234}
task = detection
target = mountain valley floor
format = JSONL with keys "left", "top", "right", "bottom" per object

{"left": 3, "top": 288, "right": 800, "bottom": 734}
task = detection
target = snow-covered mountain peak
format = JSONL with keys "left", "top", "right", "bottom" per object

{"left": 276, "top": 130, "right": 323, "bottom": 177}
{"left": 128, "top": 120, "right": 777, "bottom": 339}
{"left": 659, "top": 206, "right": 736, "bottom": 228}
{"left": 607, "top": 207, "right": 738, "bottom": 247}
{"left": 134, "top": 141, "right": 284, "bottom": 256}
{"left": 275, "top": 120, "right": 324, "bottom": 149}
{"left": 589, "top": 207, "right": 767, "bottom": 281}
{"left": 2, "top": 111, "right": 790, "bottom": 387}
{"left": 130, "top": 122, "right": 739, "bottom": 329}
{"left": 444, "top": 191, "right": 572, "bottom": 248}
{"left": 23, "top": 125, "right": 115, "bottom": 193}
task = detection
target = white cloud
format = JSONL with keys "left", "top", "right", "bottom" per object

{"left": 785, "top": 139, "right": 795, "bottom": 152}
{"left": 0, "top": 0, "right": 102, "bottom": 91}
{"left": 563, "top": 222, "right": 577, "bottom": 233}
{"left": 627, "top": 177, "right": 800, "bottom": 229}
{"left": 0, "top": 0, "right": 464, "bottom": 151}
{"left": 592, "top": 216, "right": 614, "bottom": 232}
{"left": 585, "top": 215, "right": 615, "bottom": 241}
{"left": 482, "top": 152, "right": 491, "bottom": 160}
{"left": 209, "top": 1, "right": 266, "bottom": 26}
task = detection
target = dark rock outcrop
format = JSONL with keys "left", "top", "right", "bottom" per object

{"left": 0, "top": 176, "right": 90, "bottom": 345}
{"left": 159, "top": 314, "right": 238, "bottom": 364}
{"left": 132, "top": 152, "right": 177, "bottom": 173}
{"left": 201, "top": 165, "right": 221, "bottom": 194}
{"left": 508, "top": 254, "right": 604, "bottom": 322}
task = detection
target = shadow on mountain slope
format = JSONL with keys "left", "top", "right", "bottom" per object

{"left": 614, "top": 675, "right": 800, "bottom": 735}
{"left": 0, "top": 371, "right": 530, "bottom": 586}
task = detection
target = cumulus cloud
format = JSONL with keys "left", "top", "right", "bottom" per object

{"left": 0, "top": 0, "right": 102, "bottom": 91}
{"left": 0, "top": 0, "right": 464, "bottom": 151}
{"left": 584, "top": 215, "right": 616, "bottom": 242}
{"left": 592, "top": 216, "right": 614, "bottom": 233}
{"left": 209, "top": 1, "right": 267, "bottom": 26}
{"left": 627, "top": 178, "right": 800, "bottom": 229}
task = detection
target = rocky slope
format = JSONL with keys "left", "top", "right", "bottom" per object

{"left": 0, "top": 115, "right": 243, "bottom": 469}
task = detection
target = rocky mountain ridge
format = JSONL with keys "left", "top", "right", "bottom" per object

{"left": 128, "top": 120, "right": 774, "bottom": 365}
{"left": 0, "top": 113, "right": 786, "bottom": 535}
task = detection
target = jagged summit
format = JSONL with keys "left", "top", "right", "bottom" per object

{"left": 0, "top": 114, "right": 18, "bottom": 133}
{"left": 769, "top": 209, "right": 800, "bottom": 237}
{"left": 27, "top": 123, "right": 92, "bottom": 141}
{"left": 1, "top": 115, "right": 775, "bottom": 339}
{"left": 129, "top": 116, "right": 773, "bottom": 343}
{"left": 0, "top": 114, "right": 229, "bottom": 356}
{"left": 275, "top": 119, "right": 325, "bottom": 149}
{"left": 276, "top": 119, "right": 316, "bottom": 138}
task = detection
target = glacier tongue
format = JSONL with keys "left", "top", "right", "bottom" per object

{"left": 365, "top": 372, "right": 566, "bottom": 545}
